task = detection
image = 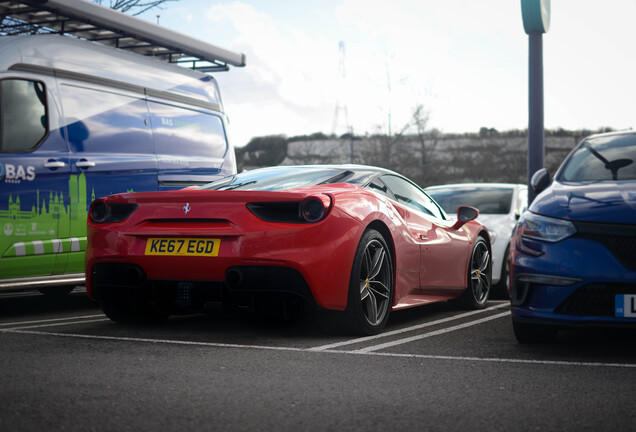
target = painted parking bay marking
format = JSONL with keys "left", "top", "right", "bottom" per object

{"left": 310, "top": 302, "right": 510, "bottom": 352}
{"left": 1, "top": 303, "right": 635, "bottom": 369}
{"left": 357, "top": 311, "right": 511, "bottom": 353}
{"left": 3, "top": 325, "right": 636, "bottom": 370}
{"left": 0, "top": 314, "right": 107, "bottom": 329}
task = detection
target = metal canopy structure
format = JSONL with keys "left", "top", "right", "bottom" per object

{"left": 0, "top": 0, "right": 246, "bottom": 72}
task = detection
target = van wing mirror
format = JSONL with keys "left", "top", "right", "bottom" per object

{"left": 452, "top": 206, "right": 479, "bottom": 230}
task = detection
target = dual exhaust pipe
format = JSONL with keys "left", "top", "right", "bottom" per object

{"left": 123, "top": 265, "right": 245, "bottom": 289}
{"left": 225, "top": 268, "right": 244, "bottom": 289}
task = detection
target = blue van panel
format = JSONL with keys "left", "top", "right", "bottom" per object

{"left": 0, "top": 36, "right": 237, "bottom": 290}
{"left": 148, "top": 100, "right": 231, "bottom": 188}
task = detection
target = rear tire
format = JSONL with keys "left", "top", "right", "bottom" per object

{"left": 458, "top": 236, "right": 491, "bottom": 309}
{"left": 343, "top": 229, "right": 394, "bottom": 335}
{"left": 100, "top": 289, "right": 169, "bottom": 324}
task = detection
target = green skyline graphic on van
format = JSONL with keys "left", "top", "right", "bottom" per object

{"left": 0, "top": 173, "right": 93, "bottom": 279}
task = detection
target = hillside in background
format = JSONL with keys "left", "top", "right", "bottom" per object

{"left": 236, "top": 128, "right": 615, "bottom": 187}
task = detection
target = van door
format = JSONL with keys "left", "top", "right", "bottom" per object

{"left": 147, "top": 100, "right": 230, "bottom": 189}
{"left": 56, "top": 82, "right": 156, "bottom": 275}
{"left": 0, "top": 77, "right": 71, "bottom": 280}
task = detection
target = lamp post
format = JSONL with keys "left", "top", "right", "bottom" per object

{"left": 521, "top": 0, "right": 550, "bottom": 203}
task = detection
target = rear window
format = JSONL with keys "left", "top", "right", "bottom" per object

{"left": 199, "top": 167, "right": 351, "bottom": 191}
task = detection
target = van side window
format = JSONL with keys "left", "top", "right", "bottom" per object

{"left": 148, "top": 101, "right": 228, "bottom": 159}
{"left": 0, "top": 79, "right": 47, "bottom": 153}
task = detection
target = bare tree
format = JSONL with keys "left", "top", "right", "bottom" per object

{"left": 92, "top": 0, "right": 179, "bottom": 16}
{"left": 408, "top": 104, "right": 443, "bottom": 185}
{"left": 285, "top": 140, "right": 329, "bottom": 165}
{"left": 363, "top": 115, "right": 413, "bottom": 172}
{"left": 1, "top": 1, "right": 180, "bottom": 35}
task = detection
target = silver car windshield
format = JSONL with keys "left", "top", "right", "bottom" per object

{"left": 427, "top": 187, "right": 514, "bottom": 215}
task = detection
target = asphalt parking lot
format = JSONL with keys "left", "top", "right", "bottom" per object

{"left": 1, "top": 288, "right": 635, "bottom": 432}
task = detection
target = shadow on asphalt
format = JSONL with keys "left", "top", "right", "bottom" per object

{"left": 0, "top": 288, "right": 99, "bottom": 319}
{"left": 3, "top": 292, "right": 636, "bottom": 363}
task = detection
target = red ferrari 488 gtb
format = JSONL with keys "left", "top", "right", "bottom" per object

{"left": 86, "top": 165, "right": 492, "bottom": 335}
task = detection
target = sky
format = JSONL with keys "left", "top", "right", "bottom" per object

{"left": 135, "top": 0, "right": 636, "bottom": 148}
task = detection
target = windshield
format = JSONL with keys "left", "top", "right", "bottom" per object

{"left": 558, "top": 134, "right": 636, "bottom": 182}
{"left": 198, "top": 166, "right": 352, "bottom": 191}
{"left": 426, "top": 186, "right": 514, "bottom": 215}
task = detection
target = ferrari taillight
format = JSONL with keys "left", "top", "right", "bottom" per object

{"left": 300, "top": 195, "right": 332, "bottom": 223}
{"left": 247, "top": 194, "right": 332, "bottom": 224}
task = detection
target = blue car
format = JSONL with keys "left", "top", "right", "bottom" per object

{"left": 509, "top": 130, "right": 636, "bottom": 343}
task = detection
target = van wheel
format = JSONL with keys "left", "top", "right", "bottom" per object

{"left": 100, "top": 289, "right": 169, "bottom": 324}
{"left": 343, "top": 229, "right": 393, "bottom": 335}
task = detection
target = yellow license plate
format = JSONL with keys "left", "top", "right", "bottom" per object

{"left": 145, "top": 238, "right": 220, "bottom": 256}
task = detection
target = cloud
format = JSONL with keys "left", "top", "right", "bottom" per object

{"left": 202, "top": 2, "right": 345, "bottom": 145}
{"left": 544, "top": 1, "right": 636, "bottom": 131}
{"left": 334, "top": 0, "right": 528, "bottom": 134}
{"left": 206, "top": 3, "right": 338, "bottom": 107}
{"left": 198, "top": 0, "right": 532, "bottom": 145}
{"left": 181, "top": 0, "right": 636, "bottom": 146}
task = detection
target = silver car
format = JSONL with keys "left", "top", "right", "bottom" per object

{"left": 425, "top": 183, "right": 527, "bottom": 298}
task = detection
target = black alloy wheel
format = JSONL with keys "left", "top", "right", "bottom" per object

{"left": 459, "top": 236, "right": 491, "bottom": 309}
{"left": 344, "top": 229, "right": 394, "bottom": 335}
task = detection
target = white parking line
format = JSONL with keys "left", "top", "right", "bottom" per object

{"left": 309, "top": 302, "right": 510, "bottom": 351}
{"left": 357, "top": 311, "right": 511, "bottom": 352}
{"left": 6, "top": 318, "right": 110, "bottom": 330}
{"left": 0, "top": 314, "right": 105, "bottom": 328}
{"left": 348, "top": 350, "right": 636, "bottom": 369}
{"left": 2, "top": 327, "right": 635, "bottom": 369}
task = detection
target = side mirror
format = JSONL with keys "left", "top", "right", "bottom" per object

{"left": 531, "top": 168, "right": 550, "bottom": 195}
{"left": 452, "top": 206, "right": 479, "bottom": 230}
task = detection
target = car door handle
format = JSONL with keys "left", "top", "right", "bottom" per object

{"left": 44, "top": 161, "right": 65, "bottom": 168}
{"left": 75, "top": 160, "right": 96, "bottom": 168}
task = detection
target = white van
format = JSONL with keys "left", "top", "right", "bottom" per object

{"left": 0, "top": 34, "right": 240, "bottom": 294}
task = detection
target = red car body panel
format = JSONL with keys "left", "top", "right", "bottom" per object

{"left": 86, "top": 182, "right": 488, "bottom": 312}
